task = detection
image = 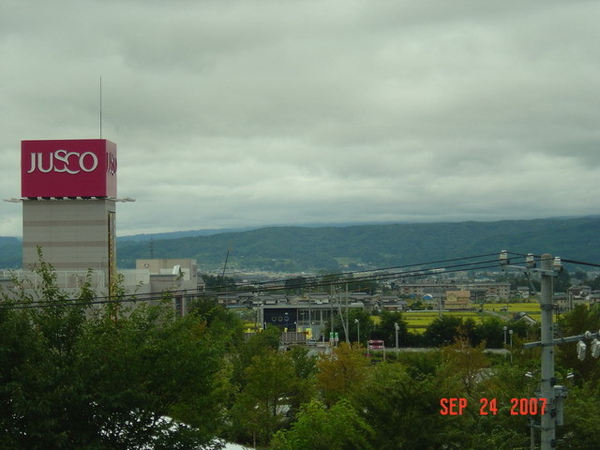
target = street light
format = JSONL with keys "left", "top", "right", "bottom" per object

{"left": 394, "top": 322, "right": 400, "bottom": 352}
{"left": 355, "top": 318, "right": 360, "bottom": 345}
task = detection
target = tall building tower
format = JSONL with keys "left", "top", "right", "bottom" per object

{"left": 21, "top": 139, "right": 117, "bottom": 288}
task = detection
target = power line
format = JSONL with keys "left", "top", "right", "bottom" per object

{"left": 1, "top": 251, "right": 596, "bottom": 311}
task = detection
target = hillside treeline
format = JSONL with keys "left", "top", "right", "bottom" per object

{"left": 2, "top": 217, "right": 599, "bottom": 272}
{"left": 116, "top": 217, "right": 600, "bottom": 272}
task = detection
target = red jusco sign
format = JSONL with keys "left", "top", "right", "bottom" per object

{"left": 21, "top": 139, "right": 117, "bottom": 198}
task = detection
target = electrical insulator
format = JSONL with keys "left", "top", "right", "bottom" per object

{"left": 591, "top": 339, "right": 600, "bottom": 359}
{"left": 553, "top": 256, "right": 563, "bottom": 272}
{"left": 577, "top": 340, "right": 587, "bottom": 361}
{"left": 554, "top": 385, "right": 567, "bottom": 426}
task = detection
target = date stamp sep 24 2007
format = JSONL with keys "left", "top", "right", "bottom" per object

{"left": 440, "top": 397, "right": 547, "bottom": 416}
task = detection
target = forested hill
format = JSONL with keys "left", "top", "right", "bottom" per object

{"left": 0, "top": 237, "right": 21, "bottom": 269}
{"left": 1, "top": 218, "right": 597, "bottom": 272}
{"left": 115, "top": 217, "right": 600, "bottom": 273}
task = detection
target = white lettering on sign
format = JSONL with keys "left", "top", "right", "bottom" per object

{"left": 27, "top": 150, "right": 100, "bottom": 174}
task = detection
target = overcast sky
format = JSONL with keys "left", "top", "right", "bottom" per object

{"left": 2, "top": 1, "right": 599, "bottom": 237}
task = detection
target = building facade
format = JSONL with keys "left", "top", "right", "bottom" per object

{"left": 21, "top": 139, "right": 118, "bottom": 290}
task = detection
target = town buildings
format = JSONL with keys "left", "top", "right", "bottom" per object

{"left": 3, "top": 139, "right": 203, "bottom": 311}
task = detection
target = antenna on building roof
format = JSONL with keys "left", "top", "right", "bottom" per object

{"left": 99, "top": 76, "right": 103, "bottom": 138}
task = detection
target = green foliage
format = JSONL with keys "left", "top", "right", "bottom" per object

{"left": 370, "top": 310, "right": 409, "bottom": 346}
{"left": 352, "top": 362, "right": 469, "bottom": 449}
{"left": 229, "top": 326, "right": 281, "bottom": 388}
{"left": 554, "top": 268, "right": 572, "bottom": 293}
{"left": 0, "top": 258, "right": 226, "bottom": 449}
{"left": 560, "top": 382, "right": 600, "bottom": 449}
{"left": 284, "top": 276, "right": 307, "bottom": 295}
{"left": 286, "top": 346, "right": 318, "bottom": 416}
{"left": 472, "top": 316, "right": 505, "bottom": 348}
{"left": 229, "top": 350, "right": 298, "bottom": 448}
{"left": 0, "top": 236, "right": 22, "bottom": 268}
{"left": 201, "top": 274, "right": 237, "bottom": 291}
{"left": 270, "top": 399, "right": 374, "bottom": 450}
{"left": 4, "top": 251, "right": 600, "bottom": 447}
{"left": 588, "top": 273, "right": 600, "bottom": 290}
{"left": 556, "top": 304, "right": 600, "bottom": 382}
{"left": 439, "top": 335, "right": 491, "bottom": 396}
{"left": 397, "top": 350, "right": 444, "bottom": 380}
{"left": 188, "top": 296, "right": 245, "bottom": 347}
{"left": 77, "top": 304, "right": 224, "bottom": 448}
{"left": 424, "top": 315, "right": 464, "bottom": 346}
{"left": 115, "top": 217, "right": 600, "bottom": 272}
{"left": 421, "top": 314, "right": 535, "bottom": 349}
{"left": 316, "top": 342, "right": 369, "bottom": 406}
{"left": 323, "top": 308, "right": 372, "bottom": 344}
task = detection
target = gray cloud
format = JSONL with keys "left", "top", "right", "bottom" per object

{"left": 1, "top": 0, "right": 599, "bottom": 236}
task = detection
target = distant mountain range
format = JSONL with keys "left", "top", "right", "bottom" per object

{"left": 115, "top": 217, "right": 600, "bottom": 273}
{"left": 0, "top": 237, "right": 21, "bottom": 269}
{"left": 2, "top": 217, "right": 599, "bottom": 273}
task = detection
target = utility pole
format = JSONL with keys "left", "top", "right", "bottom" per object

{"left": 500, "top": 252, "right": 560, "bottom": 449}
{"left": 539, "top": 254, "right": 556, "bottom": 450}
{"left": 501, "top": 251, "right": 600, "bottom": 449}
{"left": 345, "top": 282, "right": 350, "bottom": 344}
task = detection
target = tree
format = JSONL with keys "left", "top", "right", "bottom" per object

{"left": 316, "top": 342, "right": 369, "bottom": 406}
{"left": 286, "top": 346, "right": 318, "bottom": 418}
{"left": 439, "top": 334, "right": 491, "bottom": 396}
{"left": 559, "top": 381, "right": 600, "bottom": 449}
{"left": 229, "top": 325, "right": 281, "bottom": 389}
{"left": 473, "top": 316, "right": 505, "bottom": 349}
{"left": 556, "top": 304, "right": 600, "bottom": 382}
{"left": 0, "top": 257, "right": 226, "bottom": 449}
{"left": 589, "top": 274, "right": 600, "bottom": 290}
{"left": 188, "top": 296, "right": 245, "bottom": 347}
{"left": 229, "top": 350, "right": 297, "bottom": 448}
{"left": 78, "top": 301, "right": 225, "bottom": 448}
{"left": 284, "top": 276, "right": 307, "bottom": 295}
{"left": 324, "top": 308, "right": 371, "bottom": 344}
{"left": 270, "top": 399, "right": 373, "bottom": 450}
{"left": 0, "top": 258, "right": 96, "bottom": 448}
{"left": 423, "top": 315, "right": 463, "bottom": 347}
{"left": 554, "top": 267, "right": 572, "bottom": 293}
{"left": 352, "top": 361, "right": 469, "bottom": 449}
{"left": 201, "top": 274, "right": 237, "bottom": 291}
{"left": 370, "top": 310, "right": 409, "bottom": 348}
{"left": 344, "top": 278, "right": 379, "bottom": 295}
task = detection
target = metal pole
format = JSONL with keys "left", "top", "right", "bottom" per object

{"left": 395, "top": 322, "right": 399, "bottom": 352}
{"left": 345, "top": 283, "right": 350, "bottom": 344}
{"left": 540, "top": 254, "right": 555, "bottom": 450}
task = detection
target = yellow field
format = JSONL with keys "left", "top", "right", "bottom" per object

{"left": 482, "top": 302, "right": 542, "bottom": 321}
{"left": 403, "top": 302, "right": 545, "bottom": 334}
